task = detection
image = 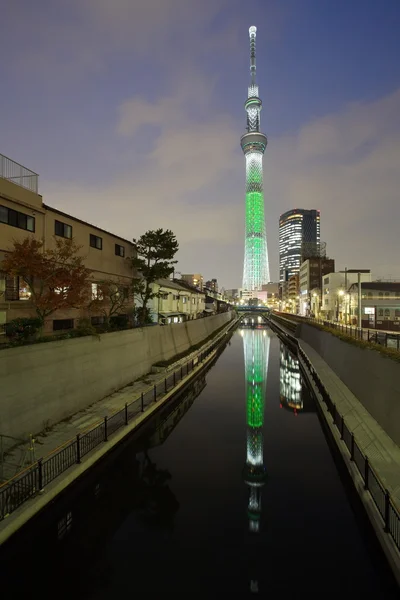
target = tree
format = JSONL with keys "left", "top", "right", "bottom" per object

{"left": 131, "top": 229, "right": 179, "bottom": 325}
{"left": 1, "top": 237, "right": 91, "bottom": 324}
{"left": 89, "top": 278, "right": 134, "bottom": 324}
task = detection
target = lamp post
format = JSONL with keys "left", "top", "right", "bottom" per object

{"left": 337, "top": 289, "right": 344, "bottom": 322}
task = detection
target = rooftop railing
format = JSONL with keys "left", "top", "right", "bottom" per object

{"left": 0, "top": 153, "right": 38, "bottom": 193}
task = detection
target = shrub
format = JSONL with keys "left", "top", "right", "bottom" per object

{"left": 109, "top": 314, "right": 129, "bottom": 329}
{"left": 76, "top": 317, "right": 97, "bottom": 336}
{"left": 6, "top": 317, "right": 42, "bottom": 341}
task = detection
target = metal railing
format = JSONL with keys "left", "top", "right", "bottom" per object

{"left": 0, "top": 154, "right": 38, "bottom": 193}
{"left": 298, "top": 343, "right": 400, "bottom": 552}
{"left": 275, "top": 312, "right": 400, "bottom": 351}
{"left": 0, "top": 321, "right": 235, "bottom": 522}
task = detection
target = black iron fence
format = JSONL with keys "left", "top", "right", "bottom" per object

{"left": 0, "top": 323, "right": 235, "bottom": 522}
{"left": 298, "top": 344, "right": 400, "bottom": 552}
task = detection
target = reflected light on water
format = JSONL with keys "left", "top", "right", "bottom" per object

{"left": 279, "top": 342, "right": 302, "bottom": 414}
{"left": 241, "top": 327, "right": 270, "bottom": 593}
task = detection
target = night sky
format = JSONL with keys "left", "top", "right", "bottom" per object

{"left": 1, "top": 0, "right": 399, "bottom": 287}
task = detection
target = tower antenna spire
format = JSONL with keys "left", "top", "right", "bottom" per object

{"left": 249, "top": 26, "right": 257, "bottom": 88}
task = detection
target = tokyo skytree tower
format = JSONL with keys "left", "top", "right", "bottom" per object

{"left": 241, "top": 26, "right": 270, "bottom": 292}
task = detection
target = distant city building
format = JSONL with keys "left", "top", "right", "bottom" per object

{"left": 281, "top": 274, "right": 299, "bottom": 313}
{"left": 205, "top": 278, "right": 218, "bottom": 293}
{"left": 279, "top": 209, "right": 320, "bottom": 282}
{"left": 321, "top": 269, "right": 371, "bottom": 322}
{"left": 225, "top": 288, "right": 240, "bottom": 302}
{"left": 348, "top": 282, "right": 400, "bottom": 331}
{"left": 299, "top": 257, "right": 335, "bottom": 316}
{"left": 181, "top": 273, "right": 204, "bottom": 290}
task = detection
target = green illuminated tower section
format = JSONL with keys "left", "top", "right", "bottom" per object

{"left": 242, "top": 327, "right": 270, "bottom": 533}
{"left": 241, "top": 26, "right": 270, "bottom": 293}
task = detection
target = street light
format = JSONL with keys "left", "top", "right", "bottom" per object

{"left": 337, "top": 289, "right": 344, "bottom": 322}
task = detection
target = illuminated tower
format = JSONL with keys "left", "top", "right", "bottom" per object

{"left": 241, "top": 26, "right": 270, "bottom": 294}
{"left": 242, "top": 328, "right": 270, "bottom": 533}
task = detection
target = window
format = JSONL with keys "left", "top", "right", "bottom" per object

{"left": 161, "top": 293, "right": 168, "bottom": 300}
{"left": 0, "top": 205, "right": 35, "bottom": 232}
{"left": 385, "top": 292, "right": 390, "bottom": 297}
{"left": 55, "top": 220, "right": 72, "bottom": 239}
{"left": 115, "top": 244, "right": 125, "bottom": 257}
{"left": 182, "top": 296, "right": 187, "bottom": 304}
{"left": 395, "top": 309, "right": 400, "bottom": 318}
{"left": 378, "top": 308, "right": 383, "bottom": 316}
{"left": 91, "top": 316, "right": 105, "bottom": 326}
{"left": 53, "top": 318, "right": 74, "bottom": 331}
{"left": 379, "top": 292, "right": 383, "bottom": 298}
{"left": 1, "top": 274, "right": 31, "bottom": 301}
{"left": 90, "top": 234, "right": 102, "bottom": 250}
{"left": 385, "top": 309, "right": 390, "bottom": 316}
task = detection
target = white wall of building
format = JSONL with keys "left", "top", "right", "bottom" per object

{"left": 321, "top": 271, "right": 371, "bottom": 321}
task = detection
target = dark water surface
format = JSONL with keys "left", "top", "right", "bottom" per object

{"left": 2, "top": 326, "right": 398, "bottom": 597}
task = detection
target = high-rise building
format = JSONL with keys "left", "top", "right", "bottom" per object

{"left": 241, "top": 26, "right": 270, "bottom": 295}
{"left": 279, "top": 209, "right": 320, "bottom": 282}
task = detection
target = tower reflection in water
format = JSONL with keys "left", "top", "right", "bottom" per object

{"left": 241, "top": 324, "right": 270, "bottom": 594}
{"left": 279, "top": 342, "right": 302, "bottom": 415}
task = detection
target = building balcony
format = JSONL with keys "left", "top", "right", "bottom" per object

{"left": 0, "top": 153, "right": 38, "bottom": 193}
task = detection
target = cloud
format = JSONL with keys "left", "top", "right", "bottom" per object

{"left": 2, "top": 0, "right": 240, "bottom": 86}
{"left": 265, "top": 88, "right": 400, "bottom": 279}
{"left": 41, "top": 87, "right": 400, "bottom": 287}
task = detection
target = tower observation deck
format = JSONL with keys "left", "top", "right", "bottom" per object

{"left": 241, "top": 26, "right": 270, "bottom": 294}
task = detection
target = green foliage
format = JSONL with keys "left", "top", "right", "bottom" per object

{"left": 76, "top": 318, "right": 98, "bottom": 337}
{"left": 131, "top": 229, "right": 179, "bottom": 325}
{"left": 6, "top": 317, "right": 42, "bottom": 341}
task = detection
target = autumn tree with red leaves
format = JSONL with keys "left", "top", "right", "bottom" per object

{"left": 1, "top": 237, "right": 91, "bottom": 324}
{"left": 89, "top": 279, "right": 134, "bottom": 323}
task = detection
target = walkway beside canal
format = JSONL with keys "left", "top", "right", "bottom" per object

{"left": 0, "top": 317, "right": 237, "bottom": 545}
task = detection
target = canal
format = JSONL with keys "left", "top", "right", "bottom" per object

{"left": 1, "top": 324, "right": 398, "bottom": 597}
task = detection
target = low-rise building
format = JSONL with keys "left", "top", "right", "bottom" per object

{"left": 149, "top": 278, "right": 205, "bottom": 325}
{"left": 281, "top": 275, "right": 299, "bottom": 313}
{"left": 0, "top": 153, "right": 136, "bottom": 334}
{"left": 321, "top": 270, "right": 371, "bottom": 322}
{"left": 299, "top": 257, "right": 335, "bottom": 316}
{"left": 348, "top": 282, "right": 400, "bottom": 330}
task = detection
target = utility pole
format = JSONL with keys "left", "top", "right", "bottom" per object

{"left": 344, "top": 267, "right": 348, "bottom": 324}
{"left": 358, "top": 272, "right": 362, "bottom": 330}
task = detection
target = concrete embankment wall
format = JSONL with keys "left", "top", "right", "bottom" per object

{"left": 0, "top": 312, "right": 233, "bottom": 440}
{"left": 296, "top": 322, "right": 400, "bottom": 446}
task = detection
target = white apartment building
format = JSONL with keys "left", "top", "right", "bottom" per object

{"left": 149, "top": 278, "right": 206, "bottom": 324}
{"left": 321, "top": 270, "right": 371, "bottom": 322}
